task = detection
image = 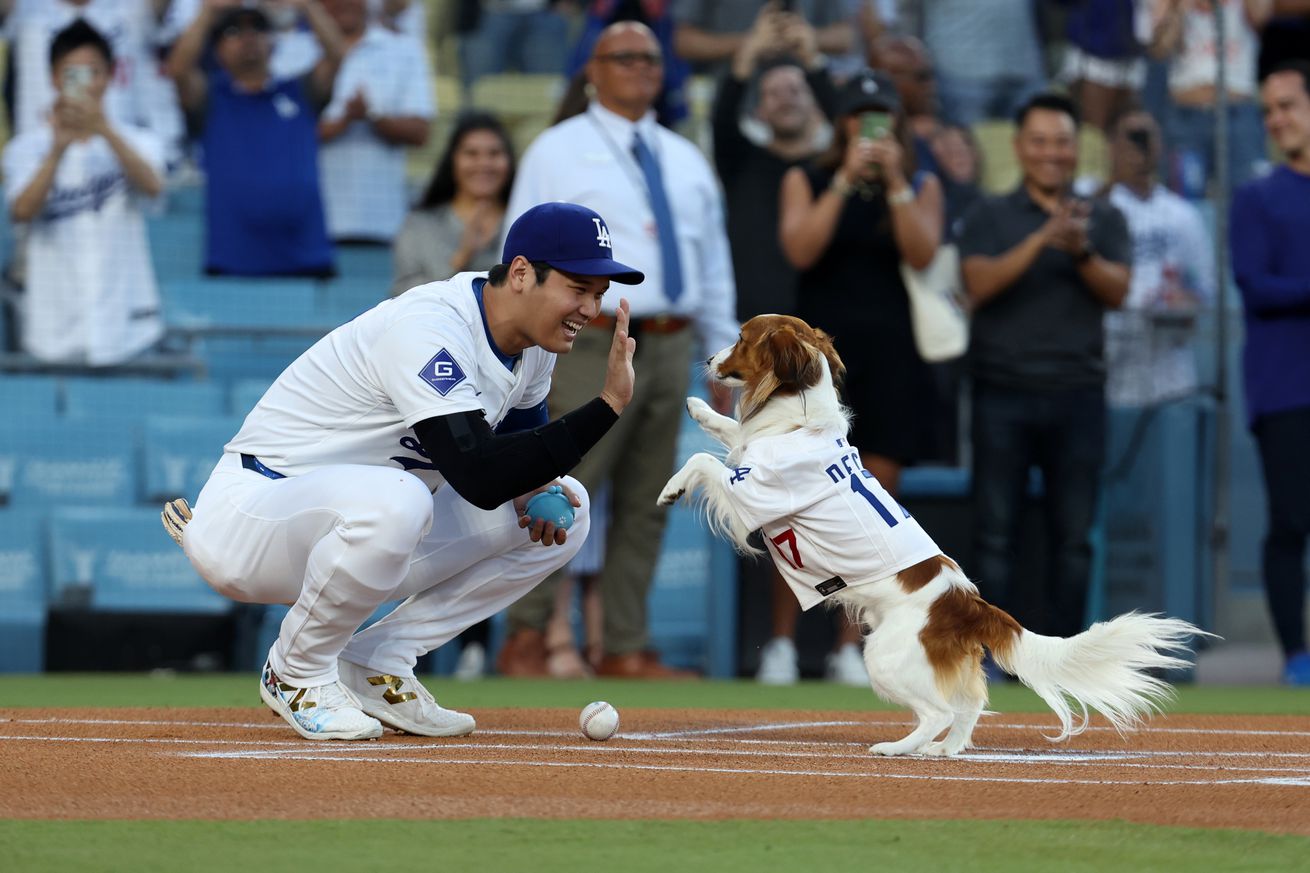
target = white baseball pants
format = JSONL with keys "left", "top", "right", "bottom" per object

{"left": 182, "top": 452, "right": 589, "bottom": 685}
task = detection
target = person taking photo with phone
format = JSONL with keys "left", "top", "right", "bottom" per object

{"left": 3, "top": 19, "right": 166, "bottom": 366}
{"left": 775, "top": 68, "right": 943, "bottom": 685}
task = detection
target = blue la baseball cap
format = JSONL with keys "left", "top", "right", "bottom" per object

{"left": 502, "top": 202, "right": 645, "bottom": 285}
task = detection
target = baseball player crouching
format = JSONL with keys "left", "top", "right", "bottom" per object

{"left": 161, "top": 202, "right": 643, "bottom": 740}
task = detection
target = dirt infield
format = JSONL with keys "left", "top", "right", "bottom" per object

{"left": 2, "top": 708, "right": 1307, "bottom": 833}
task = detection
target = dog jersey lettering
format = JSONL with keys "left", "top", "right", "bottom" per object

{"left": 226, "top": 273, "right": 555, "bottom": 492}
{"left": 726, "top": 428, "right": 943, "bottom": 610}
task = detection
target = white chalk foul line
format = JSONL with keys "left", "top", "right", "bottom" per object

{"left": 170, "top": 750, "right": 1310, "bottom": 787}
{"left": 5, "top": 732, "right": 1309, "bottom": 781}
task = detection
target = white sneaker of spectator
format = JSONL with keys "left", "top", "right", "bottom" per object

{"left": 453, "top": 642, "right": 486, "bottom": 682}
{"left": 756, "top": 636, "right": 800, "bottom": 685}
{"left": 825, "top": 642, "right": 869, "bottom": 687}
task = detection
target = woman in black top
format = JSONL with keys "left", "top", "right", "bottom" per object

{"left": 779, "top": 69, "right": 943, "bottom": 495}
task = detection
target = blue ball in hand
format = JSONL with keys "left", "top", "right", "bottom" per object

{"left": 524, "top": 485, "right": 574, "bottom": 530}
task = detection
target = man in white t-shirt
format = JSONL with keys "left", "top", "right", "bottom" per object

{"left": 173, "top": 202, "right": 644, "bottom": 741}
{"left": 314, "top": 0, "right": 434, "bottom": 243}
{"left": 1099, "top": 107, "right": 1215, "bottom": 407}
{"left": 3, "top": 19, "right": 165, "bottom": 366}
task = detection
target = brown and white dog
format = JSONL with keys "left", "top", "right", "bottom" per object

{"left": 658, "top": 314, "right": 1206, "bottom": 756}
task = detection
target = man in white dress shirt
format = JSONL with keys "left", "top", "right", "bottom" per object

{"left": 1100, "top": 107, "right": 1214, "bottom": 408}
{"left": 499, "top": 21, "right": 738, "bottom": 678}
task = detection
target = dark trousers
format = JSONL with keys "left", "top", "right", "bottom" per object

{"left": 971, "top": 382, "right": 1106, "bottom": 638}
{"left": 1252, "top": 406, "right": 1310, "bottom": 656}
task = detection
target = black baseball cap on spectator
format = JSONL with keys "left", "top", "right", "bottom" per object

{"left": 210, "top": 7, "right": 272, "bottom": 46}
{"left": 836, "top": 68, "right": 900, "bottom": 116}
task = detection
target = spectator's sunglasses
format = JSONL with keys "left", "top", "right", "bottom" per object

{"left": 594, "top": 51, "right": 663, "bottom": 69}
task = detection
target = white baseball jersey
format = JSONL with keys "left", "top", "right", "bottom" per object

{"left": 2, "top": 121, "right": 166, "bottom": 365}
{"left": 226, "top": 273, "right": 555, "bottom": 490}
{"left": 724, "top": 428, "right": 943, "bottom": 610}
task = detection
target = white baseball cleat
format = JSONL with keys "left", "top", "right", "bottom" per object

{"left": 259, "top": 660, "right": 383, "bottom": 741}
{"left": 338, "top": 660, "right": 476, "bottom": 738}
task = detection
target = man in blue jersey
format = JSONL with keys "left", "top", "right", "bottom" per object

{"left": 165, "top": 0, "right": 344, "bottom": 276}
{"left": 1230, "top": 61, "right": 1310, "bottom": 686}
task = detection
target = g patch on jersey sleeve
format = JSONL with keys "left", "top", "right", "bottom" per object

{"left": 419, "top": 348, "right": 467, "bottom": 396}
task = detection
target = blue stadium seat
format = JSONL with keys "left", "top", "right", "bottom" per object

{"left": 316, "top": 277, "right": 390, "bottom": 325}
{"left": 1, "top": 422, "right": 137, "bottom": 506}
{"left": 229, "top": 378, "right": 274, "bottom": 416}
{"left": 0, "top": 374, "right": 61, "bottom": 419}
{"left": 48, "top": 506, "right": 228, "bottom": 613}
{"left": 333, "top": 245, "right": 394, "bottom": 281}
{"left": 141, "top": 415, "right": 243, "bottom": 502}
{"left": 162, "top": 277, "right": 324, "bottom": 330}
{"left": 0, "top": 510, "right": 48, "bottom": 671}
{"left": 147, "top": 212, "right": 204, "bottom": 281}
{"left": 63, "top": 377, "right": 226, "bottom": 424}
{"left": 198, "top": 334, "right": 314, "bottom": 382}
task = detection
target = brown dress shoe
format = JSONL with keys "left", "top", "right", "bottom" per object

{"left": 595, "top": 650, "right": 698, "bottom": 679}
{"left": 495, "top": 628, "right": 549, "bottom": 677}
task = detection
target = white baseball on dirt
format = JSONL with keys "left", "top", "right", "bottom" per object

{"left": 579, "top": 700, "right": 620, "bottom": 741}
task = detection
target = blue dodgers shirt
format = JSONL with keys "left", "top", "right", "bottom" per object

{"left": 1230, "top": 165, "right": 1310, "bottom": 425}
{"left": 201, "top": 71, "right": 334, "bottom": 276}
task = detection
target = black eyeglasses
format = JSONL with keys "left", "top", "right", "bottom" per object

{"left": 595, "top": 51, "right": 663, "bottom": 69}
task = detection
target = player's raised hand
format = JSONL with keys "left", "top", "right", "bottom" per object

{"left": 600, "top": 297, "right": 636, "bottom": 414}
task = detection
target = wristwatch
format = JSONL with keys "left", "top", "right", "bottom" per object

{"left": 888, "top": 186, "right": 915, "bottom": 206}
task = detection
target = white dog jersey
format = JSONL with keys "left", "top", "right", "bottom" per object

{"left": 725, "top": 428, "right": 943, "bottom": 610}
{"left": 226, "top": 272, "right": 554, "bottom": 491}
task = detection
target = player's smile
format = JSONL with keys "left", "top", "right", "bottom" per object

{"left": 562, "top": 318, "right": 586, "bottom": 339}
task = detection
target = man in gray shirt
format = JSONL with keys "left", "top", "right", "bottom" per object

{"left": 957, "top": 92, "right": 1131, "bottom": 642}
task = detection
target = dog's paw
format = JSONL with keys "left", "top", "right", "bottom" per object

{"left": 656, "top": 483, "right": 686, "bottom": 507}
{"left": 686, "top": 396, "right": 714, "bottom": 423}
{"left": 867, "top": 742, "right": 905, "bottom": 757}
{"left": 920, "top": 742, "right": 949, "bottom": 757}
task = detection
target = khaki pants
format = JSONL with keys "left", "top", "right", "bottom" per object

{"left": 506, "top": 322, "right": 694, "bottom": 655}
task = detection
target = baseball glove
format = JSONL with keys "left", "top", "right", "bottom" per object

{"left": 161, "top": 498, "right": 192, "bottom": 547}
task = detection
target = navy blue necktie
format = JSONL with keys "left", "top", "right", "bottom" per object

{"left": 631, "top": 131, "right": 684, "bottom": 302}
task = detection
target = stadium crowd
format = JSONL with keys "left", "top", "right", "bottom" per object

{"left": 0, "top": 0, "right": 1307, "bottom": 686}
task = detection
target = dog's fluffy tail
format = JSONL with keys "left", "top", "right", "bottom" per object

{"left": 984, "top": 611, "right": 1204, "bottom": 742}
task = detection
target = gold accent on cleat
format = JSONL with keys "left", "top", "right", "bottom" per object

{"left": 366, "top": 674, "right": 418, "bottom": 705}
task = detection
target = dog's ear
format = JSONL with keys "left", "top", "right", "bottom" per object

{"left": 769, "top": 327, "right": 822, "bottom": 389}
{"left": 813, "top": 328, "right": 846, "bottom": 389}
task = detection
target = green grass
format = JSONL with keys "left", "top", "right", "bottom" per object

{"left": 0, "top": 673, "right": 1307, "bottom": 715}
{"left": 0, "top": 819, "right": 1305, "bottom": 873}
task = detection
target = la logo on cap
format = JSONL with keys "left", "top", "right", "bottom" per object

{"left": 591, "top": 218, "right": 613, "bottom": 250}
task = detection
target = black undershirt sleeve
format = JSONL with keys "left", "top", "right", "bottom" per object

{"left": 412, "top": 398, "right": 618, "bottom": 511}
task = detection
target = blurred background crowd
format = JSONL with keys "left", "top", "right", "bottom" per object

{"left": 0, "top": 0, "right": 1306, "bottom": 688}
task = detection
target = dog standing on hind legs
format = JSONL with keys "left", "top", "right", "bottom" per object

{"left": 658, "top": 314, "right": 1210, "bottom": 756}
